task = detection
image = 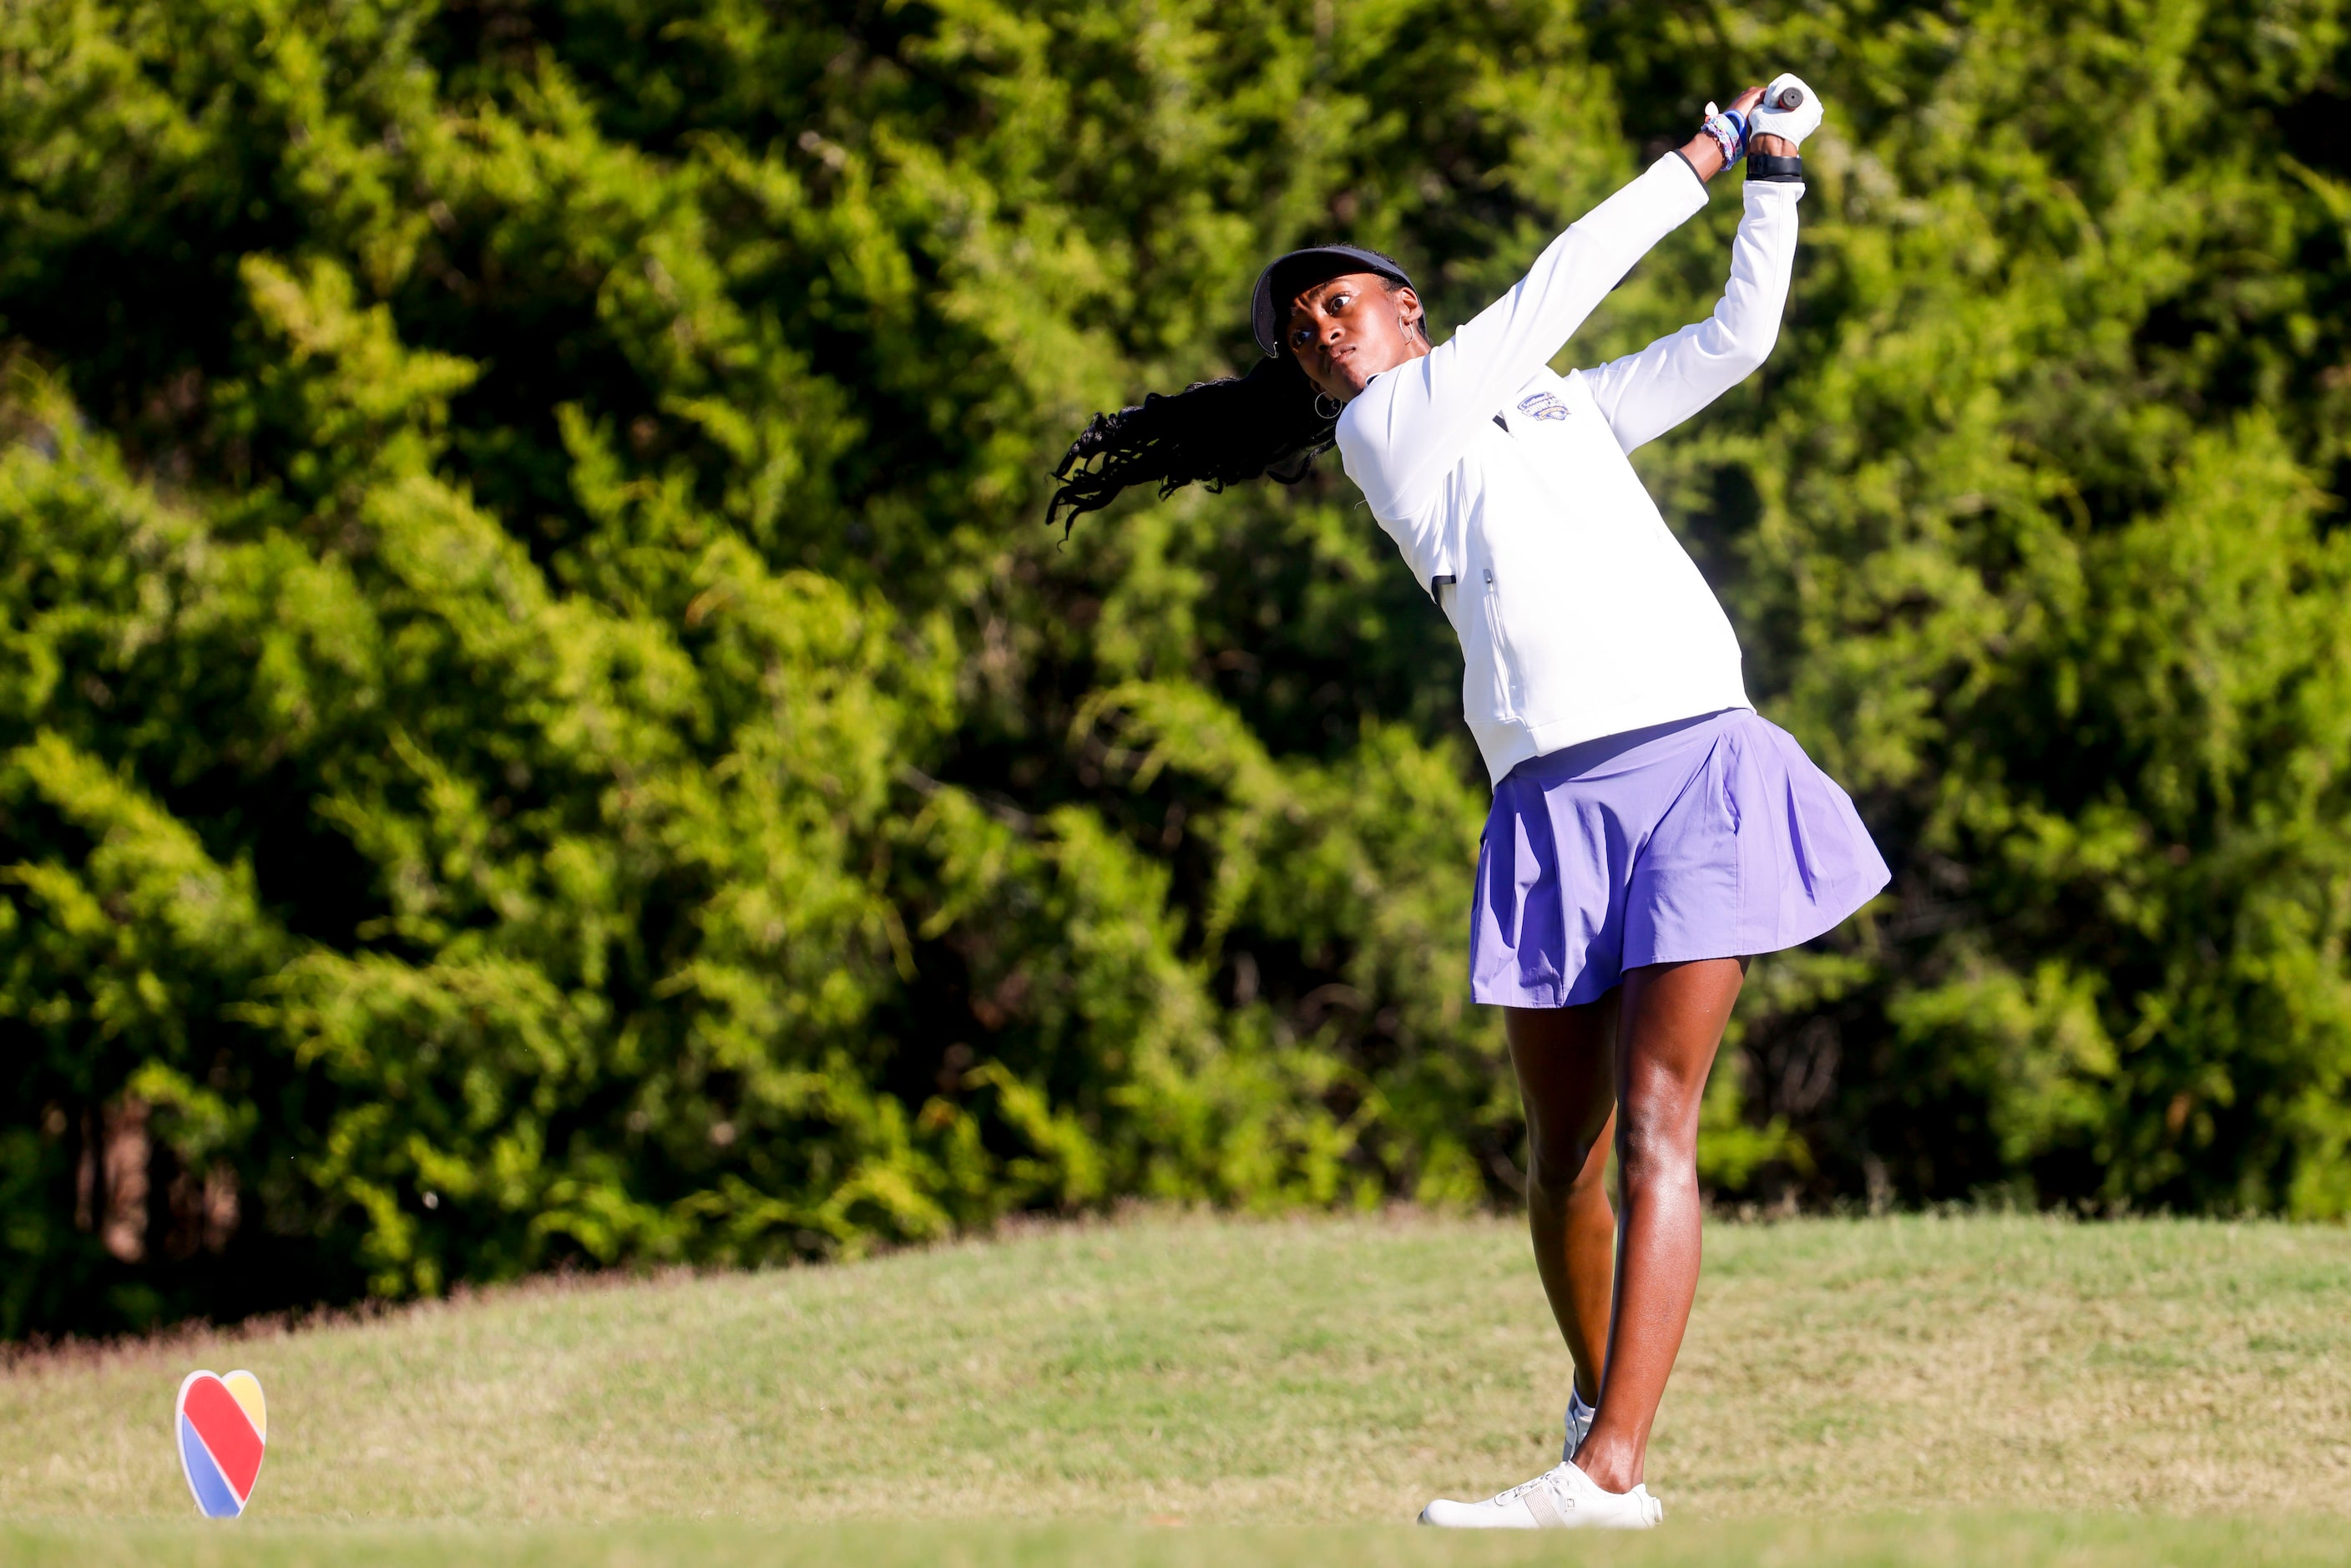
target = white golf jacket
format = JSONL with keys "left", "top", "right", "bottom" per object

{"left": 1334, "top": 154, "right": 1803, "bottom": 787}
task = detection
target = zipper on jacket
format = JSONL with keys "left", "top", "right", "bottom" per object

{"left": 1482, "top": 566, "right": 1523, "bottom": 723}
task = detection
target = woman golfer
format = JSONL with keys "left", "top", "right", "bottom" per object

{"left": 1049, "top": 76, "right": 1883, "bottom": 1530}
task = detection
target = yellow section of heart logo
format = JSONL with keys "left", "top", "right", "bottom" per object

{"left": 220, "top": 1369, "right": 266, "bottom": 1441}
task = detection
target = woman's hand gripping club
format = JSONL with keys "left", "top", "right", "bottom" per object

{"left": 1680, "top": 73, "right": 1824, "bottom": 182}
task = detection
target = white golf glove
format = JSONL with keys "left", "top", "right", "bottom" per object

{"left": 1747, "top": 73, "right": 1823, "bottom": 150}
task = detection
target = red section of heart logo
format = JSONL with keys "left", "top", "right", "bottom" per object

{"left": 182, "top": 1373, "right": 265, "bottom": 1500}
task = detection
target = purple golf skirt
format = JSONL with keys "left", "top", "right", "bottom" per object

{"left": 1470, "top": 707, "right": 1889, "bottom": 1008}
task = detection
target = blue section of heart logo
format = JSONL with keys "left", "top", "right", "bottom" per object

{"left": 1515, "top": 392, "right": 1571, "bottom": 422}
{"left": 179, "top": 1414, "right": 244, "bottom": 1518}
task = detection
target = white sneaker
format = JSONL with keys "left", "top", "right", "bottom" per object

{"left": 1562, "top": 1388, "right": 1596, "bottom": 1461}
{"left": 1418, "top": 1461, "right": 1663, "bottom": 1530}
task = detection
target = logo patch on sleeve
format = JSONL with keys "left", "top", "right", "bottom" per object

{"left": 1515, "top": 391, "right": 1572, "bottom": 422}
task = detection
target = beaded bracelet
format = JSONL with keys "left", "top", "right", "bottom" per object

{"left": 1700, "top": 101, "right": 1747, "bottom": 165}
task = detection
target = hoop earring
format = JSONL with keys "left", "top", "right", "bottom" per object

{"left": 1313, "top": 392, "right": 1342, "bottom": 422}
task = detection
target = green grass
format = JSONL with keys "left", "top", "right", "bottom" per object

{"left": 3, "top": 1516, "right": 2350, "bottom": 1568}
{"left": 3, "top": 1211, "right": 2348, "bottom": 1565}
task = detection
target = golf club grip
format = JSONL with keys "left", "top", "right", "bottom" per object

{"left": 1773, "top": 85, "right": 1805, "bottom": 110}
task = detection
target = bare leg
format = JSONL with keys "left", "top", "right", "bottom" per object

{"left": 1573, "top": 957, "right": 1746, "bottom": 1494}
{"left": 1504, "top": 998, "right": 1619, "bottom": 1404}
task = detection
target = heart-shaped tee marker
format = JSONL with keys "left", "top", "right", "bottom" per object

{"left": 176, "top": 1369, "right": 266, "bottom": 1518}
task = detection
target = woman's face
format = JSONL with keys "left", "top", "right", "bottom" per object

{"left": 1286, "top": 272, "right": 1428, "bottom": 404}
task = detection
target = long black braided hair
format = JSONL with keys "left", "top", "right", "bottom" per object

{"left": 1044, "top": 351, "right": 1335, "bottom": 539}
{"left": 1044, "top": 265, "right": 1423, "bottom": 539}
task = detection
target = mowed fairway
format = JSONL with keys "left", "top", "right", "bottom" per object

{"left": 2, "top": 1212, "right": 2347, "bottom": 1565}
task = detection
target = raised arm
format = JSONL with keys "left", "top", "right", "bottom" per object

{"left": 1337, "top": 82, "right": 1820, "bottom": 520}
{"left": 1581, "top": 175, "right": 1804, "bottom": 453}
{"left": 1583, "top": 73, "right": 1822, "bottom": 452}
{"left": 1337, "top": 154, "right": 1708, "bottom": 518}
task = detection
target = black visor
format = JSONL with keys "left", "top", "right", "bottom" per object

{"left": 1251, "top": 244, "right": 1417, "bottom": 357}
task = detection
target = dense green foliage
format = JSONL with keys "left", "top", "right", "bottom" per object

{"left": 2, "top": 0, "right": 2348, "bottom": 1335}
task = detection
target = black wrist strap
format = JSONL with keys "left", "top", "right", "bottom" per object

{"left": 1747, "top": 153, "right": 1804, "bottom": 183}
